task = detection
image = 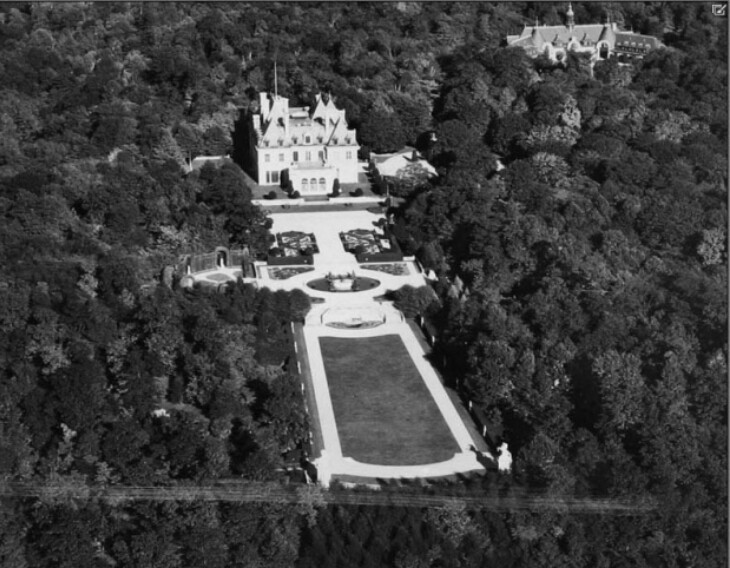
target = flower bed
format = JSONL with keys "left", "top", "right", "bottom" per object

{"left": 267, "top": 266, "right": 315, "bottom": 280}
{"left": 340, "top": 227, "right": 403, "bottom": 263}
{"left": 360, "top": 263, "right": 410, "bottom": 276}
{"left": 276, "top": 231, "right": 319, "bottom": 255}
{"left": 356, "top": 250, "right": 403, "bottom": 263}
{"left": 268, "top": 230, "right": 318, "bottom": 266}
{"left": 267, "top": 254, "right": 314, "bottom": 266}
{"left": 339, "top": 229, "right": 382, "bottom": 254}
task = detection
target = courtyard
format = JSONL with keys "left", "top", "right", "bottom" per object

{"left": 268, "top": 210, "right": 383, "bottom": 266}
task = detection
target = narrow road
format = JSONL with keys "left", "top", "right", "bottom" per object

{"left": 0, "top": 481, "right": 655, "bottom": 516}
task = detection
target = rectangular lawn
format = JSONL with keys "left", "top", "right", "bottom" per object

{"left": 319, "top": 334, "right": 460, "bottom": 466}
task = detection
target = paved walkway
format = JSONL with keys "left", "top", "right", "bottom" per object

{"left": 270, "top": 210, "right": 382, "bottom": 267}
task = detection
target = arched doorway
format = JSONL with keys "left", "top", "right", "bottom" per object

{"left": 599, "top": 43, "right": 609, "bottom": 59}
{"left": 215, "top": 247, "right": 229, "bottom": 268}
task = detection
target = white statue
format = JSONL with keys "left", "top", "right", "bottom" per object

{"left": 497, "top": 442, "right": 512, "bottom": 472}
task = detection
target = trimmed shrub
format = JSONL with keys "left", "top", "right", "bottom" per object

{"left": 353, "top": 187, "right": 364, "bottom": 197}
{"left": 266, "top": 190, "right": 277, "bottom": 200}
{"left": 291, "top": 191, "right": 301, "bottom": 199}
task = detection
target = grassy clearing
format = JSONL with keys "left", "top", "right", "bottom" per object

{"left": 319, "top": 334, "right": 459, "bottom": 466}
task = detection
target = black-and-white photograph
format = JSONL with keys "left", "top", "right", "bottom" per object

{"left": 0, "top": 2, "right": 727, "bottom": 566}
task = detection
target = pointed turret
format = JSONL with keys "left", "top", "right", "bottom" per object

{"left": 566, "top": 2, "right": 575, "bottom": 31}
{"left": 599, "top": 22, "right": 616, "bottom": 43}
{"left": 531, "top": 26, "right": 544, "bottom": 49}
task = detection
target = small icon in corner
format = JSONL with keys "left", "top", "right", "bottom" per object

{"left": 712, "top": 3, "right": 728, "bottom": 16}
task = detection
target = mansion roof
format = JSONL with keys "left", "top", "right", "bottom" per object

{"left": 371, "top": 147, "right": 437, "bottom": 180}
{"left": 253, "top": 92, "right": 358, "bottom": 149}
{"left": 507, "top": 22, "right": 661, "bottom": 52}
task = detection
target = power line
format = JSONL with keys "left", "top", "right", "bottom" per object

{"left": 0, "top": 481, "right": 656, "bottom": 516}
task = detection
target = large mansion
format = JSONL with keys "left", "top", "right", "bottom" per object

{"left": 506, "top": 3, "right": 663, "bottom": 63}
{"left": 247, "top": 92, "right": 360, "bottom": 196}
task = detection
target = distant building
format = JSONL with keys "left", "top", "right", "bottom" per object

{"left": 506, "top": 3, "right": 663, "bottom": 64}
{"left": 247, "top": 92, "right": 359, "bottom": 195}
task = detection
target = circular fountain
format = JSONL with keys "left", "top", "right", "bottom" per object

{"left": 330, "top": 277, "right": 354, "bottom": 291}
{"left": 307, "top": 273, "right": 380, "bottom": 293}
{"left": 319, "top": 306, "right": 388, "bottom": 328}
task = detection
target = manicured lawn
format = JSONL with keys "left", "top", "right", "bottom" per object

{"left": 319, "top": 335, "right": 459, "bottom": 466}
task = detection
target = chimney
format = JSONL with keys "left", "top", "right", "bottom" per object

{"left": 284, "top": 100, "right": 289, "bottom": 140}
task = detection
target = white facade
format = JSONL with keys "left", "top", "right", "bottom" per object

{"left": 250, "top": 92, "right": 360, "bottom": 195}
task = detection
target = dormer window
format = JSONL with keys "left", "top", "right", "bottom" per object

{"left": 305, "top": 135, "right": 311, "bottom": 144}
{"left": 277, "top": 138, "right": 283, "bottom": 146}
{"left": 317, "top": 136, "right": 323, "bottom": 143}
{"left": 345, "top": 137, "right": 351, "bottom": 144}
{"left": 292, "top": 136, "right": 298, "bottom": 144}
{"left": 264, "top": 140, "right": 269, "bottom": 147}
{"left": 333, "top": 138, "right": 338, "bottom": 145}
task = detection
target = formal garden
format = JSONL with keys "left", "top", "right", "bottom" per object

{"left": 318, "top": 335, "right": 459, "bottom": 466}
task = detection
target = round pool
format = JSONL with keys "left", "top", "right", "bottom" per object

{"left": 307, "top": 276, "right": 380, "bottom": 293}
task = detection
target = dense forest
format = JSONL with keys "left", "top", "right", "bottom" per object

{"left": 0, "top": 2, "right": 726, "bottom": 566}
